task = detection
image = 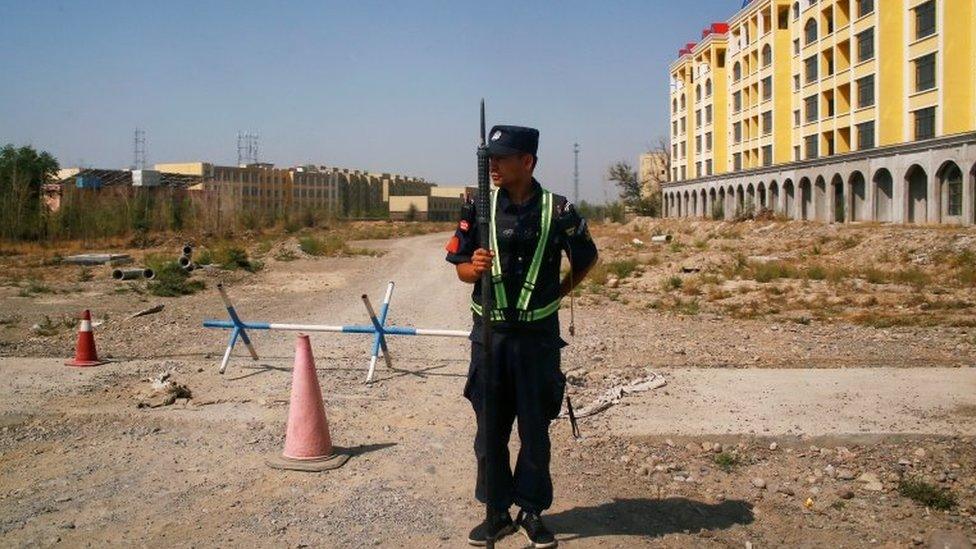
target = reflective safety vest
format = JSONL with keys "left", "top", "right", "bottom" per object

{"left": 470, "top": 188, "right": 562, "bottom": 322}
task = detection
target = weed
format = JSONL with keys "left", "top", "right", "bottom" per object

{"left": 212, "top": 246, "right": 262, "bottom": 272}
{"left": 274, "top": 249, "right": 298, "bottom": 262}
{"left": 663, "top": 276, "right": 683, "bottom": 291}
{"left": 713, "top": 452, "right": 740, "bottom": 472}
{"left": 897, "top": 479, "right": 956, "bottom": 510}
{"left": 77, "top": 268, "right": 93, "bottom": 282}
{"left": 606, "top": 259, "right": 638, "bottom": 279}
{"left": 147, "top": 262, "right": 206, "bottom": 297}
{"left": 893, "top": 268, "right": 930, "bottom": 288}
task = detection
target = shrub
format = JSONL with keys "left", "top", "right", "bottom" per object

{"left": 713, "top": 452, "right": 740, "bottom": 472}
{"left": 147, "top": 261, "right": 205, "bottom": 297}
{"left": 606, "top": 259, "right": 638, "bottom": 279}
{"left": 898, "top": 479, "right": 956, "bottom": 510}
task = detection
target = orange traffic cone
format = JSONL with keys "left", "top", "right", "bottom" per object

{"left": 266, "top": 334, "right": 349, "bottom": 471}
{"left": 65, "top": 310, "right": 105, "bottom": 367}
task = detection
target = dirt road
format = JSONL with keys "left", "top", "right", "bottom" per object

{"left": 2, "top": 231, "right": 974, "bottom": 548}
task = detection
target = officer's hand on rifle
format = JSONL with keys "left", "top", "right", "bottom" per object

{"left": 471, "top": 248, "right": 494, "bottom": 276}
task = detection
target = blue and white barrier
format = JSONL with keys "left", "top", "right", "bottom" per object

{"left": 202, "top": 282, "right": 468, "bottom": 382}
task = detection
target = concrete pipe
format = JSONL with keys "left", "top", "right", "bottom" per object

{"left": 182, "top": 262, "right": 198, "bottom": 272}
{"left": 113, "top": 268, "right": 146, "bottom": 281}
{"left": 181, "top": 245, "right": 193, "bottom": 257}
{"left": 650, "top": 234, "right": 673, "bottom": 243}
{"left": 143, "top": 268, "right": 155, "bottom": 280}
{"left": 178, "top": 255, "right": 192, "bottom": 267}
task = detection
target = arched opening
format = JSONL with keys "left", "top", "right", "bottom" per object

{"left": 783, "top": 179, "right": 795, "bottom": 219}
{"left": 728, "top": 186, "right": 738, "bottom": 217}
{"left": 831, "top": 174, "right": 845, "bottom": 222}
{"left": 799, "top": 177, "right": 812, "bottom": 220}
{"left": 685, "top": 191, "right": 693, "bottom": 217}
{"left": 757, "top": 182, "right": 767, "bottom": 211}
{"left": 906, "top": 165, "right": 928, "bottom": 224}
{"left": 716, "top": 188, "right": 726, "bottom": 220}
{"left": 762, "top": 44, "right": 772, "bottom": 68}
{"left": 769, "top": 180, "right": 780, "bottom": 213}
{"left": 850, "top": 171, "right": 866, "bottom": 221}
{"left": 814, "top": 176, "right": 827, "bottom": 222}
{"left": 733, "top": 62, "right": 742, "bottom": 82}
{"left": 696, "top": 85, "right": 702, "bottom": 103}
{"left": 680, "top": 95, "right": 686, "bottom": 110}
{"left": 873, "top": 169, "right": 893, "bottom": 222}
{"left": 700, "top": 189, "right": 707, "bottom": 218}
{"left": 746, "top": 183, "right": 756, "bottom": 216}
{"left": 705, "top": 79, "right": 712, "bottom": 96}
{"left": 709, "top": 188, "right": 718, "bottom": 219}
{"left": 938, "top": 161, "right": 964, "bottom": 222}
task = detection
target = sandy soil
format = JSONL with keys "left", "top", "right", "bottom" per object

{"left": 1, "top": 226, "right": 974, "bottom": 548}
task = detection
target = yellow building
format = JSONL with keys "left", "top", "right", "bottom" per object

{"left": 666, "top": 0, "right": 976, "bottom": 225}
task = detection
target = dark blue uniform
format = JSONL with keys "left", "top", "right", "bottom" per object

{"left": 445, "top": 179, "right": 597, "bottom": 514}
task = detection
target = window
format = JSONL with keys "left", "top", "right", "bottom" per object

{"left": 705, "top": 79, "right": 712, "bottom": 96}
{"left": 672, "top": 98, "right": 677, "bottom": 113}
{"left": 762, "top": 145, "right": 773, "bottom": 167}
{"left": 681, "top": 142, "right": 687, "bottom": 156}
{"left": 915, "top": 0, "right": 936, "bottom": 40}
{"left": 733, "top": 62, "right": 742, "bottom": 81}
{"left": 734, "top": 122, "right": 742, "bottom": 143}
{"left": 805, "top": 55, "right": 818, "bottom": 83}
{"left": 857, "top": 74, "right": 875, "bottom": 107}
{"left": 733, "top": 91, "right": 742, "bottom": 112}
{"left": 696, "top": 109, "right": 702, "bottom": 126}
{"left": 857, "top": 0, "right": 874, "bottom": 18}
{"left": 705, "top": 132, "right": 713, "bottom": 151}
{"left": 793, "top": 2, "right": 800, "bottom": 20}
{"left": 793, "top": 38, "right": 800, "bottom": 56}
{"left": 762, "top": 45, "right": 772, "bottom": 67}
{"left": 734, "top": 153, "right": 742, "bottom": 170}
{"left": 946, "top": 165, "right": 963, "bottom": 216}
{"left": 762, "top": 76, "right": 772, "bottom": 101}
{"left": 673, "top": 144, "right": 679, "bottom": 157}
{"left": 794, "top": 109, "right": 801, "bottom": 127}
{"left": 681, "top": 166, "right": 686, "bottom": 179}
{"left": 826, "top": 93, "right": 835, "bottom": 117}
{"left": 696, "top": 85, "right": 702, "bottom": 102}
{"left": 805, "top": 95, "right": 818, "bottom": 122}
{"left": 680, "top": 118, "right": 686, "bottom": 133}
{"left": 804, "top": 18, "right": 818, "bottom": 44}
{"left": 705, "top": 105, "right": 713, "bottom": 123}
{"left": 794, "top": 74, "right": 801, "bottom": 91}
{"left": 696, "top": 162, "right": 702, "bottom": 177}
{"left": 794, "top": 145, "right": 801, "bottom": 161}
{"left": 805, "top": 135, "right": 819, "bottom": 159}
{"left": 762, "top": 111, "right": 773, "bottom": 135}
{"left": 856, "top": 28, "right": 874, "bottom": 62}
{"left": 857, "top": 120, "right": 875, "bottom": 150}
{"left": 706, "top": 159, "right": 713, "bottom": 175}
{"left": 681, "top": 95, "right": 686, "bottom": 110}
{"left": 915, "top": 53, "right": 936, "bottom": 92}
{"left": 914, "top": 107, "right": 936, "bottom": 140}
{"left": 672, "top": 120, "right": 678, "bottom": 134}
{"left": 696, "top": 135, "right": 702, "bottom": 152}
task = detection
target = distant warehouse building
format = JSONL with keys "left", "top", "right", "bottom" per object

{"left": 389, "top": 186, "right": 474, "bottom": 221}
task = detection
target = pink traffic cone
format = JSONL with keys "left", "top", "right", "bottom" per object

{"left": 267, "top": 334, "right": 348, "bottom": 471}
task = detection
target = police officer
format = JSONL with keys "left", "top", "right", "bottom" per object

{"left": 445, "top": 125, "right": 598, "bottom": 548}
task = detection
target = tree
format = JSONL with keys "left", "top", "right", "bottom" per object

{"left": 607, "top": 161, "right": 656, "bottom": 216}
{"left": 0, "top": 145, "right": 59, "bottom": 239}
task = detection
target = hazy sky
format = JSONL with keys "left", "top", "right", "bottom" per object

{"left": 1, "top": 0, "right": 737, "bottom": 203}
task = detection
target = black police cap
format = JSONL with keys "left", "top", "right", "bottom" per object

{"left": 487, "top": 125, "right": 539, "bottom": 157}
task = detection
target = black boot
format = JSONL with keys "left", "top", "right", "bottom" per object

{"left": 467, "top": 508, "right": 515, "bottom": 546}
{"left": 516, "top": 509, "right": 557, "bottom": 548}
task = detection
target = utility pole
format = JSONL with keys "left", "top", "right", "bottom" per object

{"left": 573, "top": 142, "right": 580, "bottom": 204}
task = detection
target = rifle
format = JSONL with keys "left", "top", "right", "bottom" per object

{"left": 476, "top": 99, "right": 498, "bottom": 548}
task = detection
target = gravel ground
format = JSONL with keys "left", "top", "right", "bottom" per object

{"left": 1, "top": 226, "right": 974, "bottom": 548}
